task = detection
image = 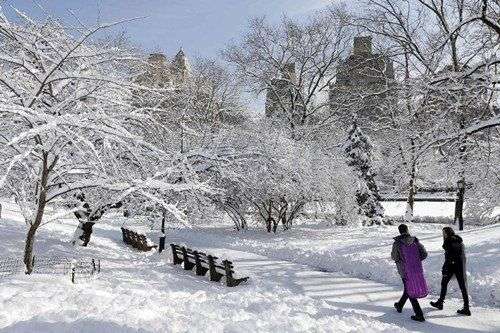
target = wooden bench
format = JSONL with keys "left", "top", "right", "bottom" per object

{"left": 170, "top": 243, "right": 249, "bottom": 287}
{"left": 121, "top": 227, "right": 157, "bottom": 252}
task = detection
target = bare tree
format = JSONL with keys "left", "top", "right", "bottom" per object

{"left": 0, "top": 11, "right": 214, "bottom": 270}
{"left": 222, "top": 9, "right": 353, "bottom": 139}
{"left": 357, "top": 0, "right": 499, "bottom": 228}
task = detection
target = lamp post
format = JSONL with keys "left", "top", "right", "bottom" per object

{"left": 455, "top": 178, "right": 465, "bottom": 231}
{"left": 159, "top": 208, "right": 167, "bottom": 253}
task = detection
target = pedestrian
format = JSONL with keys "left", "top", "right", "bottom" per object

{"left": 430, "top": 227, "right": 471, "bottom": 316}
{"left": 392, "top": 224, "right": 428, "bottom": 322}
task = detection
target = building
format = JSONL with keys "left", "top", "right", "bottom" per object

{"left": 264, "top": 62, "right": 305, "bottom": 127}
{"left": 137, "top": 48, "right": 191, "bottom": 88}
{"left": 170, "top": 48, "right": 191, "bottom": 86}
{"left": 329, "top": 36, "right": 395, "bottom": 128}
{"left": 264, "top": 37, "right": 394, "bottom": 131}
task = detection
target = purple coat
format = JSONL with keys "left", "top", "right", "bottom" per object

{"left": 391, "top": 234, "right": 427, "bottom": 277}
{"left": 391, "top": 233, "right": 429, "bottom": 298}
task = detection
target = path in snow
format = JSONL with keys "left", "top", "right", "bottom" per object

{"left": 168, "top": 234, "right": 500, "bottom": 333}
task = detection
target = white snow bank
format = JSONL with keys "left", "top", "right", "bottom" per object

{"left": 382, "top": 202, "right": 455, "bottom": 217}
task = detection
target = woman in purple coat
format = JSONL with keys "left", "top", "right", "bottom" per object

{"left": 392, "top": 224, "right": 428, "bottom": 322}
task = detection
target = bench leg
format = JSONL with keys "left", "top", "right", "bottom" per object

{"left": 227, "top": 276, "right": 249, "bottom": 287}
{"left": 170, "top": 244, "right": 183, "bottom": 265}
{"left": 208, "top": 256, "right": 224, "bottom": 282}
{"left": 194, "top": 251, "right": 209, "bottom": 276}
{"left": 223, "top": 260, "right": 249, "bottom": 287}
{"left": 181, "top": 247, "right": 195, "bottom": 270}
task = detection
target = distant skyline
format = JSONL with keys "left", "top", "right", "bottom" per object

{"left": 3, "top": 0, "right": 334, "bottom": 59}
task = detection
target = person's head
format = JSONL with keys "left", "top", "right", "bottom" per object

{"left": 398, "top": 224, "right": 409, "bottom": 235}
{"left": 442, "top": 227, "right": 455, "bottom": 240}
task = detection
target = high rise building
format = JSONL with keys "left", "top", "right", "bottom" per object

{"left": 264, "top": 63, "right": 303, "bottom": 121}
{"left": 329, "top": 36, "right": 395, "bottom": 128}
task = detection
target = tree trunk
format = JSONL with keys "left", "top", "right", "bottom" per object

{"left": 71, "top": 200, "right": 121, "bottom": 246}
{"left": 281, "top": 203, "right": 288, "bottom": 230}
{"left": 24, "top": 194, "right": 47, "bottom": 273}
{"left": 23, "top": 224, "right": 38, "bottom": 274}
{"left": 72, "top": 220, "right": 96, "bottom": 246}
{"left": 454, "top": 119, "right": 467, "bottom": 231}
{"left": 223, "top": 202, "right": 247, "bottom": 231}
{"left": 405, "top": 164, "right": 416, "bottom": 222}
{"left": 272, "top": 219, "right": 279, "bottom": 233}
{"left": 24, "top": 155, "right": 50, "bottom": 274}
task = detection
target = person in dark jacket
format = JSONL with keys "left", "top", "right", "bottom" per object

{"left": 392, "top": 224, "right": 428, "bottom": 322}
{"left": 430, "top": 227, "right": 471, "bottom": 316}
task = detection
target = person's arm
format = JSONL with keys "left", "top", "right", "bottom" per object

{"left": 460, "top": 242, "right": 466, "bottom": 262}
{"left": 391, "top": 242, "right": 400, "bottom": 262}
{"left": 418, "top": 240, "right": 428, "bottom": 260}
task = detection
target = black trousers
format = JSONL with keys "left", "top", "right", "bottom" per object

{"left": 397, "top": 279, "right": 424, "bottom": 317}
{"left": 439, "top": 264, "right": 469, "bottom": 308}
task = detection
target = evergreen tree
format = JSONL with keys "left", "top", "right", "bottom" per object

{"left": 344, "top": 121, "right": 385, "bottom": 225}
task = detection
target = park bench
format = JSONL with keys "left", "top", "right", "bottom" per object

{"left": 170, "top": 243, "right": 249, "bottom": 287}
{"left": 121, "top": 227, "right": 157, "bottom": 252}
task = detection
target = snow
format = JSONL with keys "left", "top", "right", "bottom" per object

{"left": 167, "top": 222, "right": 500, "bottom": 309}
{"left": 1, "top": 200, "right": 500, "bottom": 332}
{"left": 382, "top": 202, "right": 455, "bottom": 218}
{"left": 0, "top": 202, "right": 407, "bottom": 333}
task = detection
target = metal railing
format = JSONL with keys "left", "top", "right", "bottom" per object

{"left": 0, "top": 256, "right": 101, "bottom": 283}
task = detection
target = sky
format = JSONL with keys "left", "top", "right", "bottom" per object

{"left": 3, "top": 0, "right": 333, "bottom": 59}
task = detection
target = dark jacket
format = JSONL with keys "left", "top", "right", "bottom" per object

{"left": 442, "top": 235, "right": 466, "bottom": 273}
{"left": 391, "top": 233, "right": 428, "bottom": 278}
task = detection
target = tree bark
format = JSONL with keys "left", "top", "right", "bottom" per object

{"left": 73, "top": 221, "right": 96, "bottom": 246}
{"left": 23, "top": 224, "right": 38, "bottom": 274}
{"left": 454, "top": 118, "right": 467, "bottom": 231}
{"left": 24, "top": 154, "right": 50, "bottom": 274}
{"left": 405, "top": 162, "right": 416, "bottom": 222}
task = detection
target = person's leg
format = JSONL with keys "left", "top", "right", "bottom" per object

{"left": 456, "top": 268, "right": 470, "bottom": 309}
{"left": 431, "top": 270, "right": 453, "bottom": 309}
{"left": 409, "top": 297, "right": 424, "bottom": 318}
{"left": 397, "top": 279, "right": 409, "bottom": 307}
{"left": 439, "top": 271, "right": 453, "bottom": 302}
{"left": 398, "top": 289, "right": 409, "bottom": 306}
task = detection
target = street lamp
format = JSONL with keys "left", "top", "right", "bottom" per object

{"left": 455, "top": 179, "right": 465, "bottom": 231}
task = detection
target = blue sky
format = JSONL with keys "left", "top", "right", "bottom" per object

{"left": 3, "top": 0, "right": 332, "bottom": 59}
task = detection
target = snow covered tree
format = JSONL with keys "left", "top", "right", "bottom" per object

{"left": 219, "top": 121, "right": 358, "bottom": 232}
{"left": 0, "top": 10, "right": 215, "bottom": 271}
{"left": 344, "top": 121, "right": 385, "bottom": 225}
{"left": 222, "top": 8, "right": 353, "bottom": 140}
{"left": 356, "top": 0, "right": 499, "bottom": 227}
{"left": 132, "top": 53, "right": 249, "bottom": 231}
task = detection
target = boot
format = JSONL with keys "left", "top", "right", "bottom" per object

{"left": 394, "top": 302, "right": 402, "bottom": 313}
{"left": 457, "top": 307, "right": 471, "bottom": 316}
{"left": 430, "top": 299, "right": 444, "bottom": 310}
{"left": 411, "top": 315, "right": 425, "bottom": 322}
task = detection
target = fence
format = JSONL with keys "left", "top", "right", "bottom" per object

{"left": 0, "top": 256, "right": 101, "bottom": 283}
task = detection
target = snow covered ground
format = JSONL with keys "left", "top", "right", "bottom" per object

{"left": 0, "top": 202, "right": 407, "bottom": 333}
{"left": 1, "top": 201, "right": 499, "bottom": 332}
{"left": 382, "top": 202, "right": 455, "bottom": 217}
{"left": 169, "top": 222, "right": 500, "bottom": 308}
